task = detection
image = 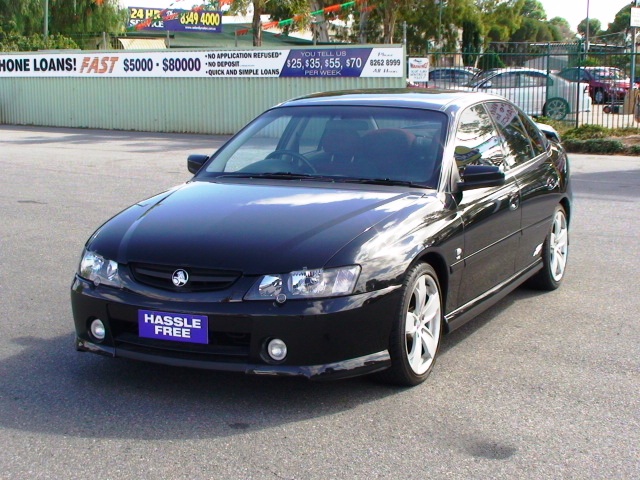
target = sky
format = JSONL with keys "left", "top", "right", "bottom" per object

{"left": 119, "top": 0, "right": 634, "bottom": 32}
{"left": 538, "top": 0, "right": 632, "bottom": 31}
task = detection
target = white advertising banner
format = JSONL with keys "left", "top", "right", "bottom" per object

{"left": 0, "top": 47, "right": 404, "bottom": 78}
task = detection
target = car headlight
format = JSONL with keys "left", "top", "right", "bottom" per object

{"left": 78, "top": 249, "right": 123, "bottom": 288}
{"left": 245, "top": 266, "right": 360, "bottom": 300}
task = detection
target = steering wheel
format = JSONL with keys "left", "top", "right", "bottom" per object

{"left": 265, "top": 150, "right": 317, "bottom": 173}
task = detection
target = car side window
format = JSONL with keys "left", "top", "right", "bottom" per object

{"left": 454, "top": 104, "right": 506, "bottom": 169}
{"left": 520, "top": 72, "right": 546, "bottom": 87}
{"left": 518, "top": 112, "right": 547, "bottom": 156}
{"left": 486, "top": 101, "right": 534, "bottom": 167}
{"left": 489, "top": 72, "right": 518, "bottom": 88}
{"left": 519, "top": 74, "right": 534, "bottom": 87}
{"left": 298, "top": 115, "right": 332, "bottom": 153}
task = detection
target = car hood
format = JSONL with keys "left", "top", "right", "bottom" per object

{"left": 88, "top": 180, "right": 430, "bottom": 274}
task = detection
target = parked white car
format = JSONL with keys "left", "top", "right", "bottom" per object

{"left": 425, "top": 67, "right": 479, "bottom": 89}
{"left": 463, "top": 68, "right": 592, "bottom": 120}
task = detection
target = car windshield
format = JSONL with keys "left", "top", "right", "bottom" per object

{"left": 467, "top": 70, "right": 496, "bottom": 87}
{"left": 592, "top": 69, "right": 624, "bottom": 81}
{"left": 199, "top": 105, "right": 447, "bottom": 188}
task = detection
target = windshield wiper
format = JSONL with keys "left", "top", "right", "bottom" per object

{"left": 216, "top": 172, "right": 337, "bottom": 181}
{"left": 343, "top": 178, "right": 426, "bottom": 188}
{"left": 211, "top": 172, "right": 425, "bottom": 186}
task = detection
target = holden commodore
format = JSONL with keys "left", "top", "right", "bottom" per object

{"left": 71, "top": 89, "right": 571, "bottom": 386}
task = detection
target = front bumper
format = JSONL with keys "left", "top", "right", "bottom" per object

{"left": 71, "top": 276, "right": 400, "bottom": 380}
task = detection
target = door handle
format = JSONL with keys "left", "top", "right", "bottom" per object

{"left": 509, "top": 194, "right": 520, "bottom": 211}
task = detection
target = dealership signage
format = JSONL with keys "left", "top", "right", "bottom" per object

{"left": 631, "top": 7, "right": 640, "bottom": 28}
{"left": 127, "top": 6, "right": 222, "bottom": 33}
{"left": 408, "top": 57, "right": 430, "bottom": 82}
{"left": 0, "top": 47, "right": 404, "bottom": 78}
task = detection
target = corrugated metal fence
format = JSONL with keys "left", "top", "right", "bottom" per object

{"left": 0, "top": 47, "right": 405, "bottom": 135}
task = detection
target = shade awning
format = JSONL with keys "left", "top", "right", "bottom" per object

{"left": 118, "top": 38, "right": 167, "bottom": 49}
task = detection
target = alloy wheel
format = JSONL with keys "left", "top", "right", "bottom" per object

{"left": 404, "top": 273, "right": 441, "bottom": 375}
{"left": 550, "top": 209, "right": 568, "bottom": 282}
{"left": 545, "top": 98, "right": 569, "bottom": 120}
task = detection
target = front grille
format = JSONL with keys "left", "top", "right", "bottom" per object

{"left": 110, "top": 319, "right": 251, "bottom": 361}
{"left": 114, "top": 332, "right": 251, "bottom": 360}
{"left": 129, "top": 263, "right": 240, "bottom": 292}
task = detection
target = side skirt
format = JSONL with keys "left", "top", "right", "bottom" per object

{"left": 444, "top": 260, "right": 542, "bottom": 333}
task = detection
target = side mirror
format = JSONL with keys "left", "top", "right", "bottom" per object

{"left": 536, "top": 123, "right": 561, "bottom": 143}
{"left": 457, "top": 165, "right": 505, "bottom": 190}
{"left": 187, "top": 154, "right": 209, "bottom": 174}
{"left": 480, "top": 80, "right": 492, "bottom": 89}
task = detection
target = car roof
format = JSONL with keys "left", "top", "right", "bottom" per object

{"left": 484, "top": 67, "right": 548, "bottom": 74}
{"left": 275, "top": 89, "right": 505, "bottom": 113}
{"left": 563, "top": 66, "right": 621, "bottom": 72}
{"left": 430, "top": 67, "right": 474, "bottom": 71}
{"left": 584, "top": 66, "right": 621, "bottom": 70}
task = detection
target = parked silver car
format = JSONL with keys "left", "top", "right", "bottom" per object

{"left": 463, "top": 67, "right": 592, "bottom": 120}
{"left": 426, "top": 67, "right": 480, "bottom": 89}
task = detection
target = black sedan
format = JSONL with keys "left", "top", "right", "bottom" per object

{"left": 71, "top": 89, "right": 571, "bottom": 386}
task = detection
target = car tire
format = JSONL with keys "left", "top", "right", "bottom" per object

{"left": 543, "top": 98, "right": 569, "bottom": 120}
{"left": 528, "top": 205, "right": 569, "bottom": 291}
{"left": 593, "top": 89, "right": 606, "bottom": 104}
{"left": 378, "top": 263, "right": 443, "bottom": 386}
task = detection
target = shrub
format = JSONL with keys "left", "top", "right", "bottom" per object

{"left": 478, "top": 52, "right": 505, "bottom": 70}
{"left": 533, "top": 116, "right": 569, "bottom": 133}
{"left": 0, "top": 30, "right": 77, "bottom": 52}
{"left": 626, "top": 145, "right": 640, "bottom": 155}
{"left": 563, "top": 138, "right": 626, "bottom": 154}
{"left": 563, "top": 124, "right": 608, "bottom": 140}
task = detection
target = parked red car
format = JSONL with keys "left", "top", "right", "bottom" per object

{"left": 557, "top": 67, "right": 630, "bottom": 104}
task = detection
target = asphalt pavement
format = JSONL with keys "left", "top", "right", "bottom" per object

{"left": 0, "top": 125, "right": 638, "bottom": 479}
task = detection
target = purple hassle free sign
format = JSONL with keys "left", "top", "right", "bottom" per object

{"left": 138, "top": 310, "right": 209, "bottom": 344}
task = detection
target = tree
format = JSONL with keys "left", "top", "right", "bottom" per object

{"left": 401, "top": 0, "right": 479, "bottom": 53}
{"left": 308, "top": 0, "right": 330, "bottom": 43}
{"left": 577, "top": 18, "right": 602, "bottom": 39}
{"left": 229, "top": 0, "right": 308, "bottom": 46}
{"left": 603, "top": 2, "right": 633, "bottom": 45}
{"left": 480, "top": 0, "right": 526, "bottom": 42}
{"left": 510, "top": 17, "right": 541, "bottom": 42}
{"left": 0, "top": 0, "right": 44, "bottom": 36}
{"left": 48, "top": 0, "right": 125, "bottom": 35}
{"left": 521, "top": 0, "right": 546, "bottom": 21}
{"left": 461, "top": 18, "right": 483, "bottom": 65}
{"left": 336, "top": 0, "right": 415, "bottom": 45}
{"left": 607, "top": 2, "right": 632, "bottom": 33}
{"left": 549, "top": 17, "right": 577, "bottom": 42}
{"left": 376, "top": 0, "right": 415, "bottom": 44}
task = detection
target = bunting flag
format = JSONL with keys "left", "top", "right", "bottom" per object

{"left": 259, "top": 0, "right": 369, "bottom": 33}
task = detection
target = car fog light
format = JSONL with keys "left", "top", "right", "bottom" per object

{"left": 267, "top": 338, "right": 287, "bottom": 362}
{"left": 90, "top": 319, "right": 106, "bottom": 341}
